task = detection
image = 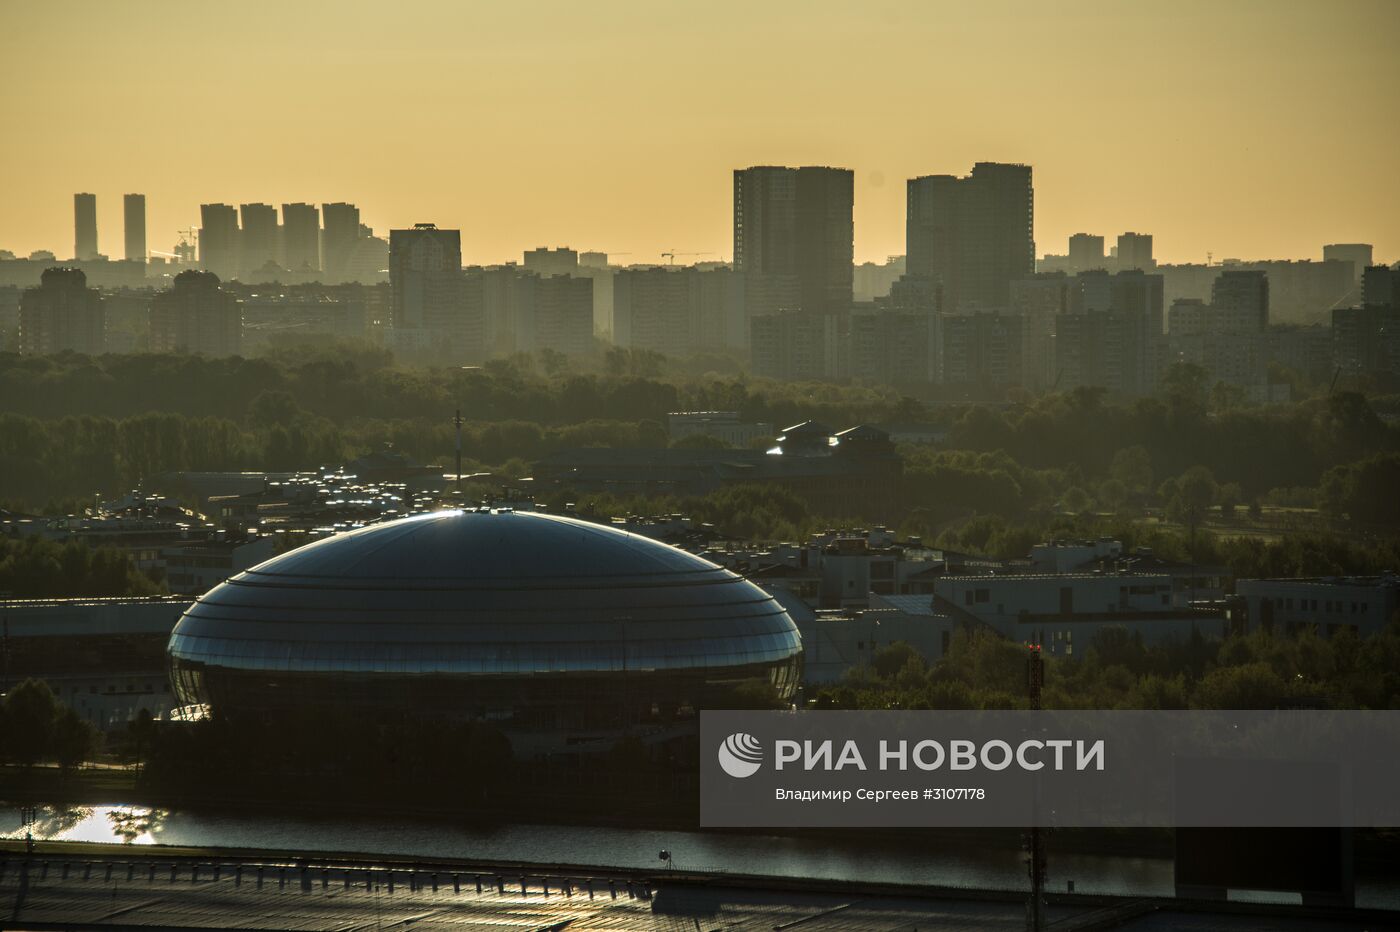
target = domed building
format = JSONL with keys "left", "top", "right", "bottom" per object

{"left": 167, "top": 510, "right": 802, "bottom": 744}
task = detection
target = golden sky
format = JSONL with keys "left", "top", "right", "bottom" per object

{"left": 1, "top": 0, "right": 1397, "bottom": 266}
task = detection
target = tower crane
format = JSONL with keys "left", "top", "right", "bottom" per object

{"left": 659, "top": 250, "right": 714, "bottom": 266}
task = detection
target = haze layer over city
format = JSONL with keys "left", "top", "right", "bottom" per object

{"left": 2, "top": 0, "right": 1398, "bottom": 265}
{"left": 2, "top": 2, "right": 1400, "bottom": 930}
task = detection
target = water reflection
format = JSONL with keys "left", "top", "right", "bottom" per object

{"left": 0, "top": 803, "right": 1395, "bottom": 910}
{"left": 106, "top": 807, "right": 167, "bottom": 844}
{"left": 12, "top": 805, "right": 93, "bottom": 838}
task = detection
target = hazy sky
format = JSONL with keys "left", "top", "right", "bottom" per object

{"left": 2, "top": 0, "right": 1397, "bottom": 266}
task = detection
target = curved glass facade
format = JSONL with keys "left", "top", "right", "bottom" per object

{"left": 167, "top": 510, "right": 802, "bottom": 732}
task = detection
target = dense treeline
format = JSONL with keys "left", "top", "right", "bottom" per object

{"left": 946, "top": 383, "right": 1400, "bottom": 501}
{"left": 0, "top": 348, "right": 914, "bottom": 428}
{"left": 816, "top": 621, "right": 1400, "bottom": 713}
{"left": 3, "top": 349, "right": 1398, "bottom": 532}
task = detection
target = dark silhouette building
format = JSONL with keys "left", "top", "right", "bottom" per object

{"left": 1323, "top": 243, "right": 1372, "bottom": 282}
{"left": 238, "top": 203, "right": 279, "bottom": 277}
{"left": 531, "top": 274, "right": 594, "bottom": 357}
{"left": 1211, "top": 269, "right": 1270, "bottom": 330}
{"left": 906, "top": 162, "right": 1033, "bottom": 311}
{"left": 1362, "top": 264, "right": 1400, "bottom": 308}
{"left": 613, "top": 265, "right": 741, "bottom": 357}
{"left": 281, "top": 202, "right": 320, "bottom": 272}
{"left": 1055, "top": 270, "right": 1165, "bottom": 396}
{"left": 1116, "top": 231, "right": 1155, "bottom": 271}
{"left": 74, "top": 192, "right": 98, "bottom": 261}
{"left": 19, "top": 267, "right": 105, "bottom": 354}
{"left": 734, "top": 165, "right": 853, "bottom": 318}
{"left": 199, "top": 203, "right": 240, "bottom": 280}
{"left": 123, "top": 193, "right": 146, "bottom": 263}
{"left": 321, "top": 202, "right": 361, "bottom": 281}
{"left": 150, "top": 269, "right": 242, "bottom": 357}
{"left": 389, "top": 223, "right": 463, "bottom": 332}
{"left": 1067, "top": 233, "right": 1105, "bottom": 272}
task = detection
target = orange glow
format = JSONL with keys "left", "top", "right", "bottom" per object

{"left": 1, "top": 0, "right": 1396, "bottom": 265}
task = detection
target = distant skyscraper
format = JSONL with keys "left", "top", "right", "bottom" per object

{"left": 1211, "top": 270, "right": 1269, "bottom": 330}
{"left": 239, "top": 203, "right": 279, "bottom": 275}
{"left": 1010, "top": 273, "right": 1072, "bottom": 391}
{"left": 150, "top": 270, "right": 242, "bottom": 357}
{"left": 1116, "top": 232, "right": 1154, "bottom": 271}
{"left": 1333, "top": 304, "right": 1400, "bottom": 377}
{"left": 1362, "top": 265, "right": 1400, "bottom": 308}
{"left": 321, "top": 202, "right": 361, "bottom": 281}
{"left": 19, "top": 267, "right": 105, "bottom": 354}
{"left": 1057, "top": 269, "right": 1165, "bottom": 396}
{"left": 749, "top": 311, "right": 842, "bottom": 380}
{"left": 848, "top": 305, "right": 936, "bottom": 385}
{"left": 530, "top": 274, "right": 594, "bottom": 357}
{"left": 939, "top": 311, "right": 1024, "bottom": 388}
{"left": 1067, "top": 233, "right": 1105, "bottom": 273}
{"left": 281, "top": 202, "right": 320, "bottom": 272}
{"left": 523, "top": 247, "right": 580, "bottom": 278}
{"left": 1323, "top": 244, "right": 1373, "bottom": 283}
{"left": 123, "top": 193, "right": 147, "bottom": 263}
{"left": 906, "top": 162, "right": 1034, "bottom": 311}
{"left": 199, "top": 204, "right": 240, "bottom": 280}
{"left": 74, "top": 192, "right": 98, "bottom": 260}
{"left": 389, "top": 223, "right": 463, "bottom": 330}
{"left": 613, "top": 266, "right": 740, "bottom": 357}
{"left": 734, "top": 165, "right": 853, "bottom": 317}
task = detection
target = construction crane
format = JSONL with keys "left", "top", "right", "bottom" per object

{"left": 174, "top": 229, "right": 198, "bottom": 265}
{"left": 659, "top": 250, "right": 714, "bottom": 266}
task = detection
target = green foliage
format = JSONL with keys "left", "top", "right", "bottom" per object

{"left": 3, "top": 349, "right": 1398, "bottom": 536}
{"left": 0, "top": 536, "right": 161, "bottom": 598}
{"left": 671, "top": 433, "right": 731, "bottom": 450}
{"left": 0, "top": 678, "right": 98, "bottom": 769}
{"left": 813, "top": 620, "right": 1400, "bottom": 713}
{"left": 1319, "top": 452, "right": 1400, "bottom": 526}
{"left": 1110, "top": 445, "right": 1154, "bottom": 494}
{"left": 1163, "top": 465, "right": 1218, "bottom": 536}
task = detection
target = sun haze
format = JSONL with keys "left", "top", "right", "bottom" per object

{"left": 1, "top": 0, "right": 1396, "bottom": 264}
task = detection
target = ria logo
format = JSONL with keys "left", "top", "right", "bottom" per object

{"left": 718, "top": 732, "right": 763, "bottom": 778}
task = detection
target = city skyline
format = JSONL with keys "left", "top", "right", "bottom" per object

{"left": 2, "top": 0, "right": 1397, "bottom": 266}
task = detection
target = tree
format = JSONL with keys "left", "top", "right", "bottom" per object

{"left": 1192, "top": 662, "right": 1289, "bottom": 710}
{"left": 1, "top": 678, "right": 58, "bottom": 765}
{"left": 1098, "top": 478, "right": 1129, "bottom": 514}
{"left": 672, "top": 433, "right": 730, "bottom": 450}
{"left": 872, "top": 642, "right": 926, "bottom": 680}
{"left": 1110, "top": 445, "right": 1154, "bottom": 494}
{"left": 1209, "top": 381, "right": 1247, "bottom": 413}
{"left": 51, "top": 705, "right": 97, "bottom": 771}
{"left": 1218, "top": 482, "right": 1243, "bottom": 519}
{"left": 1319, "top": 453, "right": 1400, "bottom": 526}
{"left": 1061, "top": 486, "right": 1092, "bottom": 515}
{"left": 1165, "top": 466, "right": 1218, "bottom": 545}
{"left": 1161, "top": 362, "right": 1210, "bottom": 411}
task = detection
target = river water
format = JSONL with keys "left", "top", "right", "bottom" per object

{"left": 3, "top": 804, "right": 1397, "bottom": 909}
